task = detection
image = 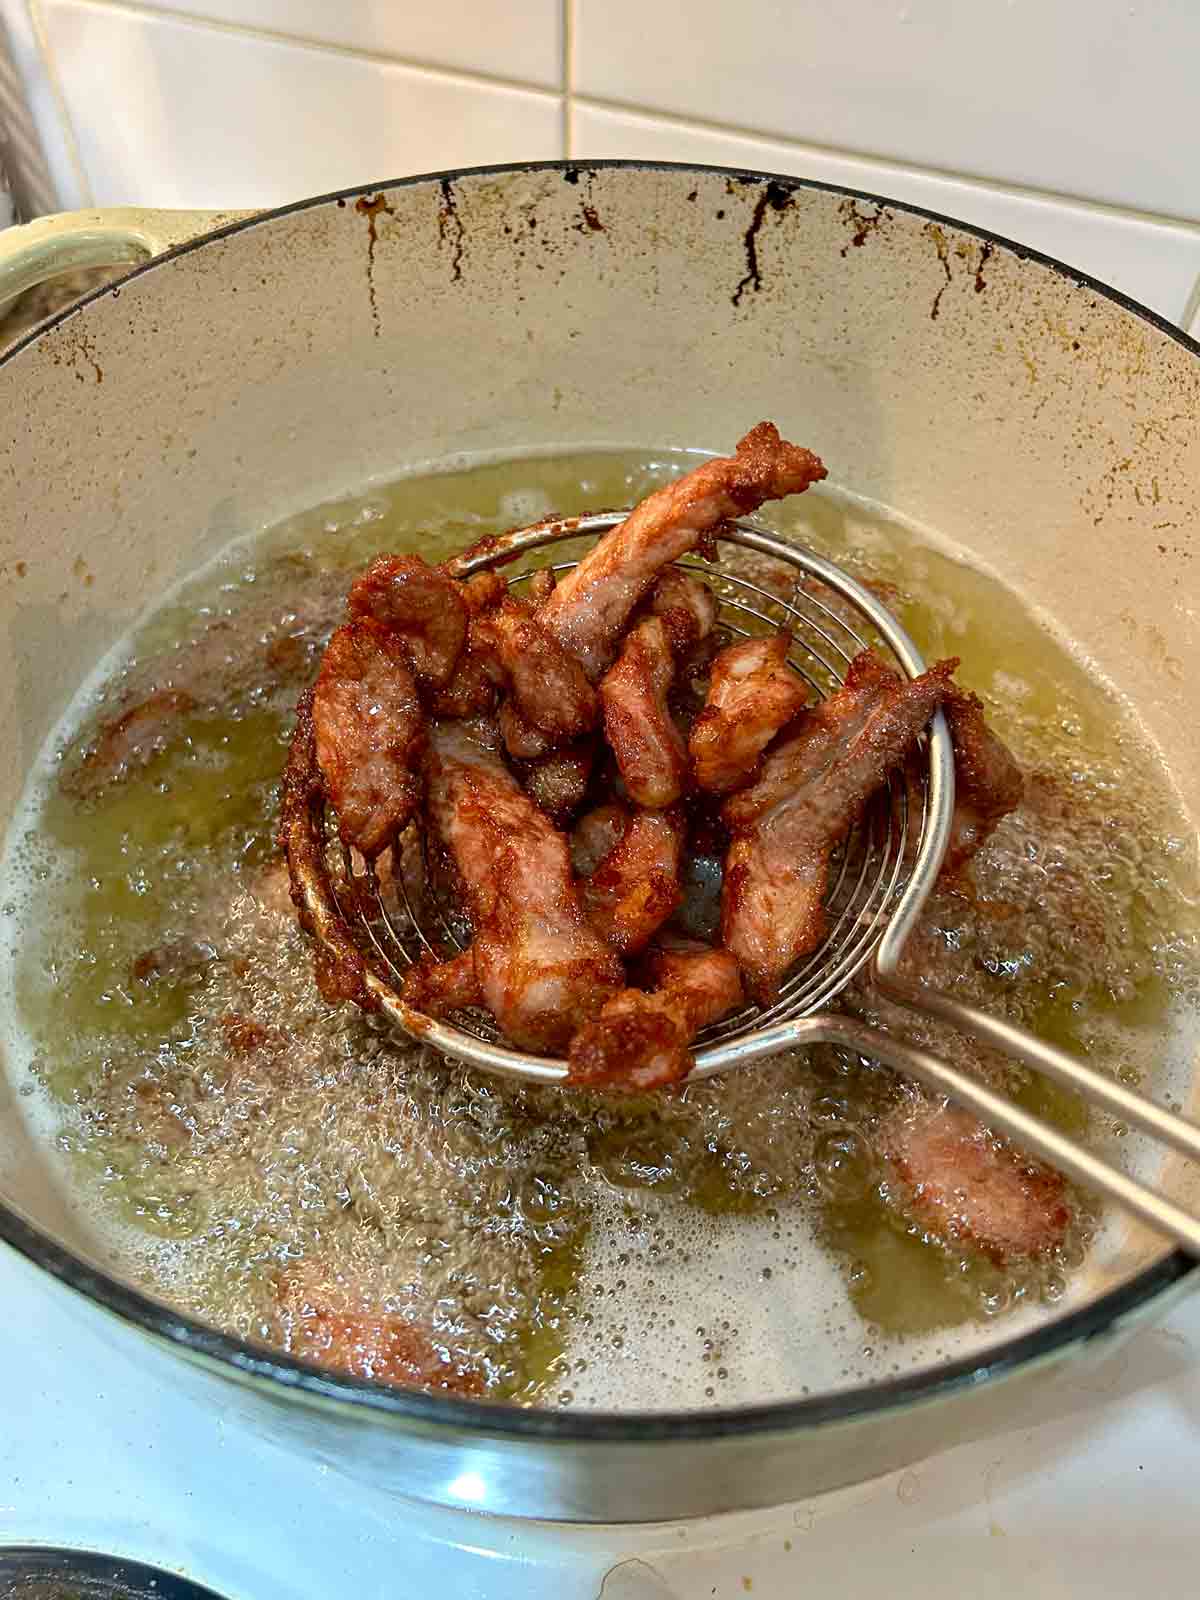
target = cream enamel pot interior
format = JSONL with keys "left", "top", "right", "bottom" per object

{"left": 0, "top": 162, "right": 1197, "bottom": 1524}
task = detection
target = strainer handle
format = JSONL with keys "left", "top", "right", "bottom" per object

{"left": 698, "top": 1008, "right": 1200, "bottom": 1256}
{"left": 876, "top": 971, "right": 1200, "bottom": 1166}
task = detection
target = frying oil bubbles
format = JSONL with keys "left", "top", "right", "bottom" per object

{"left": 0, "top": 446, "right": 1196, "bottom": 1413}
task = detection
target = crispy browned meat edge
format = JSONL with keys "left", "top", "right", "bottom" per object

{"left": 276, "top": 689, "right": 380, "bottom": 1013}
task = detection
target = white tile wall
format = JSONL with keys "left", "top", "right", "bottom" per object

{"left": 36, "top": 0, "right": 561, "bottom": 209}
{"left": 137, "top": 0, "right": 563, "bottom": 88}
{"left": 3, "top": 0, "right": 1200, "bottom": 327}
{"left": 571, "top": 102, "right": 1200, "bottom": 326}
{"left": 574, "top": 0, "right": 1200, "bottom": 225}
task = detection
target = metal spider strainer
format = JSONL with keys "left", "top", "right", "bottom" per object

{"left": 280, "top": 513, "right": 1200, "bottom": 1254}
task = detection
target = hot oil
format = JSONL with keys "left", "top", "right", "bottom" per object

{"left": 1, "top": 449, "right": 1197, "bottom": 1411}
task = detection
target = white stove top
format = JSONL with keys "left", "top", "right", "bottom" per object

{"left": 2, "top": 1236, "right": 1197, "bottom": 1599}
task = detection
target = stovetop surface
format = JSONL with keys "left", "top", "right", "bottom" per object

{"left": 1, "top": 1238, "right": 1197, "bottom": 1599}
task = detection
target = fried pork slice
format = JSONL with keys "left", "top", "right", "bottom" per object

{"left": 649, "top": 567, "right": 722, "bottom": 722}
{"left": 521, "top": 739, "right": 596, "bottom": 827}
{"left": 409, "top": 723, "right": 623, "bottom": 1052}
{"left": 941, "top": 685, "right": 1025, "bottom": 878}
{"left": 646, "top": 568, "right": 719, "bottom": 656}
{"left": 878, "top": 1100, "right": 1071, "bottom": 1261}
{"left": 347, "top": 554, "right": 468, "bottom": 688}
{"left": 498, "top": 698, "right": 553, "bottom": 760}
{"left": 427, "top": 571, "right": 508, "bottom": 718}
{"left": 401, "top": 948, "right": 483, "bottom": 1018}
{"left": 429, "top": 653, "right": 497, "bottom": 719}
{"left": 689, "top": 632, "right": 809, "bottom": 794}
{"left": 473, "top": 597, "right": 599, "bottom": 744}
{"left": 70, "top": 689, "right": 197, "bottom": 797}
{"left": 312, "top": 619, "right": 425, "bottom": 858}
{"left": 539, "top": 422, "right": 826, "bottom": 680}
{"left": 460, "top": 570, "right": 509, "bottom": 616}
{"left": 581, "top": 806, "right": 685, "bottom": 955}
{"left": 278, "top": 1267, "right": 483, "bottom": 1394}
{"left": 499, "top": 698, "right": 599, "bottom": 831}
{"left": 600, "top": 616, "right": 690, "bottom": 808}
{"left": 527, "top": 566, "right": 557, "bottom": 604}
{"left": 567, "top": 937, "right": 743, "bottom": 1090}
{"left": 278, "top": 691, "right": 379, "bottom": 1011}
{"left": 571, "top": 802, "right": 631, "bottom": 877}
{"left": 722, "top": 651, "right": 956, "bottom": 1003}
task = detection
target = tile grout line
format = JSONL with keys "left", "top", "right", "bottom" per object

{"left": 64, "top": 0, "right": 564, "bottom": 101}
{"left": 26, "top": 0, "right": 1200, "bottom": 237}
{"left": 24, "top": 0, "right": 92, "bottom": 207}
{"left": 570, "top": 91, "right": 1200, "bottom": 237}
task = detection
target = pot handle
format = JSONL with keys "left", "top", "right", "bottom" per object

{"left": 0, "top": 205, "right": 253, "bottom": 309}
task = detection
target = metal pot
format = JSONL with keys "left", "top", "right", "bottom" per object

{"left": 0, "top": 161, "right": 1196, "bottom": 1524}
